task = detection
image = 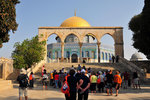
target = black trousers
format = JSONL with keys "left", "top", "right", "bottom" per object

{"left": 65, "top": 92, "right": 76, "bottom": 100}
{"left": 78, "top": 91, "right": 88, "bottom": 100}
{"left": 50, "top": 79, "right": 54, "bottom": 86}
{"left": 98, "top": 82, "right": 105, "bottom": 92}
{"left": 29, "top": 80, "right": 34, "bottom": 88}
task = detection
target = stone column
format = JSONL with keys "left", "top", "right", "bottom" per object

{"left": 70, "top": 57, "right": 71, "bottom": 63}
{"left": 114, "top": 29, "right": 124, "bottom": 57}
{"left": 79, "top": 42, "right": 83, "bottom": 63}
{"left": 97, "top": 42, "right": 101, "bottom": 63}
{"left": 78, "top": 57, "right": 80, "bottom": 63}
{"left": 61, "top": 42, "right": 64, "bottom": 62}
{"left": 115, "top": 43, "right": 124, "bottom": 57}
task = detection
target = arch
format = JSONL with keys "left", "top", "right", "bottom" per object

{"left": 100, "top": 33, "right": 115, "bottom": 62}
{"left": 64, "top": 32, "right": 81, "bottom": 43}
{"left": 83, "top": 33, "right": 99, "bottom": 43}
{"left": 99, "top": 33, "right": 115, "bottom": 42}
{"left": 47, "top": 32, "right": 62, "bottom": 42}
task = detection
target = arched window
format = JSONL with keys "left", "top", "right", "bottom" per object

{"left": 55, "top": 51, "right": 58, "bottom": 59}
{"left": 67, "top": 51, "right": 70, "bottom": 58}
{"left": 102, "top": 52, "right": 104, "bottom": 60}
{"left": 105, "top": 53, "right": 108, "bottom": 60}
{"left": 49, "top": 52, "right": 51, "bottom": 58}
{"left": 109, "top": 53, "right": 111, "bottom": 60}
{"left": 82, "top": 51, "right": 84, "bottom": 57}
{"left": 91, "top": 51, "right": 95, "bottom": 59}
{"left": 86, "top": 51, "right": 89, "bottom": 57}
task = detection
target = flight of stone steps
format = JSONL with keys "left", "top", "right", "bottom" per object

{"left": 33, "top": 62, "right": 132, "bottom": 85}
{"left": 0, "top": 79, "right": 12, "bottom": 91}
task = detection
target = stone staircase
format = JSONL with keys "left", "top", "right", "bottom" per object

{"left": 32, "top": 57, "right": 147, "bottom": 85}
{"left": 36, "top": 62, "right": 137, "bottom": 74}
{"left": 0, "top": 79, "right": 12, "bottom": 91}
{"left": 33, "top": 62, "right": 135, "bottom": 84}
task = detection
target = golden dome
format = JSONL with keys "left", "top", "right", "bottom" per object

{"left": 60, "top": 16, "right": 91, "bottom": 27}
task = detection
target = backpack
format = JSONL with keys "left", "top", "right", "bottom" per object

{"left": 61, "top": 81, "right": 70, "bottom": 97}
{"left": 43, "top": 74, "right": 48, "bottom": 81}
{"left": 20, "top": 75, "right": 28, "bottom": 88}
{"left": 97, "top": 75, "right": 101, "bottom": 84}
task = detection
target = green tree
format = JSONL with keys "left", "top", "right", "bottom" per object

{"left": 129, "top": 0, "right": 150, "bottom": 59}
{"left": 12, "top": 36, "right": 46, "bottom": 69}
{"left": 0, "top": 0, "right": 20, "bottom": 48}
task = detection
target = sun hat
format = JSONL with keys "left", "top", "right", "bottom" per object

{"left": 20, "top": 68, "right": 26, "bottom": 74}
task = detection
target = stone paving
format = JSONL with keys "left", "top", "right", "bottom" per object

{"left": 0, "top": 85, "right": 150, "bottom": 100}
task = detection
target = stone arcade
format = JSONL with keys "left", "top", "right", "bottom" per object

{"left": 38, "top": 14, "right": 124, "bottom": 63}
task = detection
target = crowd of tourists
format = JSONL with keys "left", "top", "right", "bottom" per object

{"left": 40, "top": 64, "right": 141, "bottom": 100}
{"left": 17, "top": 64, "right": 141, "bottom": 100}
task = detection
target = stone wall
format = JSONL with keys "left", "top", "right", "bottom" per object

{"left": 0, "top": 57, "right": 13, "bottom": 80}
{"left": 130, "top": 60, "right": 150, "bottom": 73}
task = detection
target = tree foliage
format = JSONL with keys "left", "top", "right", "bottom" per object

{"left": 12, "top": 36, "right": 46, "bottom": 69}
{"left": 0, "top": 0, "right": 20, "bottom": 48}
{"left": 129, "top": 0, "right": 150, "bottom": 59}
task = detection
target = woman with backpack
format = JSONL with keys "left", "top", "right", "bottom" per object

{"left": 63, "top": 69, "right": 78, "bottom": 100}
{"left": 42, "top": 69, "right": 48, "bottom": 89}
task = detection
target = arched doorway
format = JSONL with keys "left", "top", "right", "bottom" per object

{"left": 71, "top": 54, "right": 78, "bottom": 63}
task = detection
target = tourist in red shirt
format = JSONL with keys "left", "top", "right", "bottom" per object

{"left": 54, "top": 72, "right": 59, "bottom": 88}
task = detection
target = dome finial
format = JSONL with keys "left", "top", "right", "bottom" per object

{"left": 74, "top": 9, "right": 76, "bottom": 16}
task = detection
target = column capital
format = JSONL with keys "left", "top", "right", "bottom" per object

{"left": 61, "top": 42, "right": 65, "bottom": 45}
{"left": 79, "top": 42, "right": 83, "bottom": 47}
{"left": 97, "top": 42, "right": 101, "bottom": 46}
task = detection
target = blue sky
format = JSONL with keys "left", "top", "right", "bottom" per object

{"left": 0, "top": 0, "right": 146, "bottom": 60}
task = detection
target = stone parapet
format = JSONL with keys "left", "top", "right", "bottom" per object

{"left": 130, "top": 60, "right": 150, "bottom": 73}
